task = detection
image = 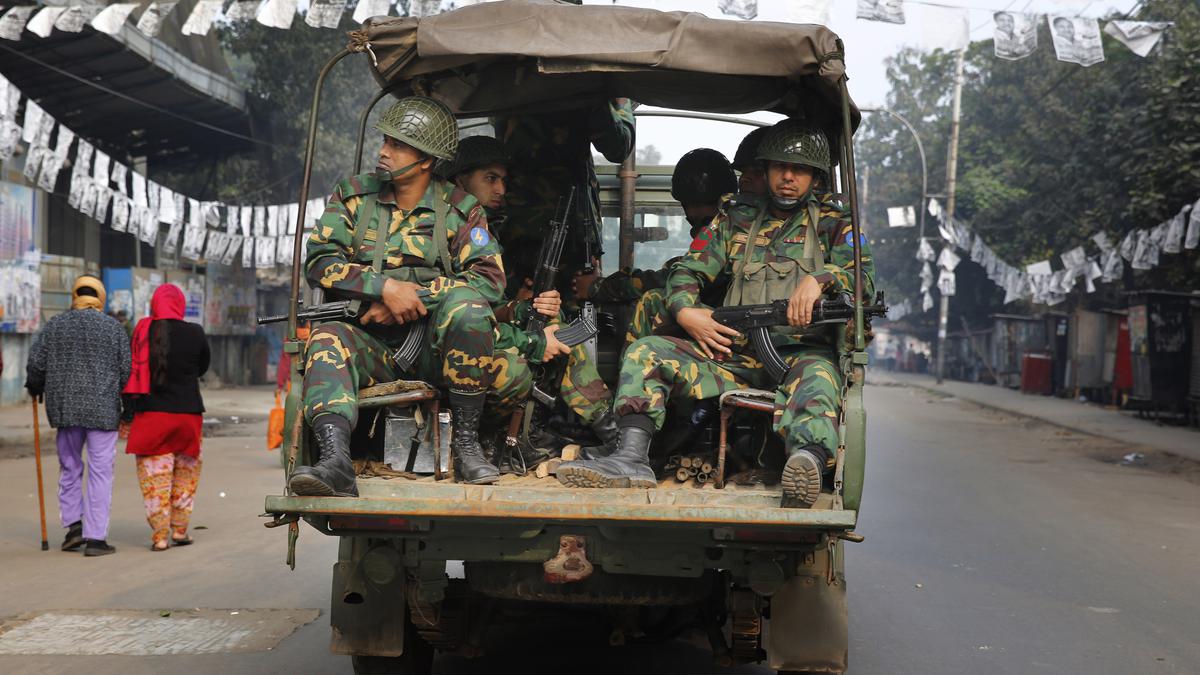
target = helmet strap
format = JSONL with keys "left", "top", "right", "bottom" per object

{"left": 375, "top": 158, "right": 425, "bottom": 182}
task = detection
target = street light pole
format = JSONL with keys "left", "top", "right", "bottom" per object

{"left": 860, "top": 107, "right": 927, "bottom": 240}
{"left": 936, "top": 49, "right": 966, "bottom": 385}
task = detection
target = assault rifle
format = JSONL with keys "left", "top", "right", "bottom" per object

{"left": 258, "top": 290, "right": 431, "bottom": 373}
{"left": 505, "top": 188, "right": 599, "bottom": 454}
{"left": 576, "top": 182, "right": 603, "bottom": 366}
{"left": 712, "top": 292, "right": 888, "bottom": 384}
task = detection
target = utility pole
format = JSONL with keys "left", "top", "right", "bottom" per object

{"left": 936, "top": 49, "right": 966, "bottom": 385}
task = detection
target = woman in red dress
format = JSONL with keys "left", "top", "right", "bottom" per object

{"left": 124, "top": 284, "right": 210, "bottom": 551}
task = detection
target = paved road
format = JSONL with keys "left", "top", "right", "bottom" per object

{"left": 0, "top": 384, "right": 1196, "bottom": 674}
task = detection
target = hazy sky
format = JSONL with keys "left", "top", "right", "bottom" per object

{"left": 609, "top": 0, "right": 1141, "bottom": 165}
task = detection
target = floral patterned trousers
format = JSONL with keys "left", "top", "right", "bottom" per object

{"left": 135, "top": 453, "right": 202, "bottom": 546}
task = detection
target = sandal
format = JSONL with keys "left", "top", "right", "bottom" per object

{"left": 171, "top": 537, "right": 193, "bottom": 547}
{"left": 150, "top": 542, "right": 169, "bottom": 552}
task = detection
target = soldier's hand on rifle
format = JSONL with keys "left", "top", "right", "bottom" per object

{"left": 787, "top": 275, "right": 822, "bottom": 327}
{"left": 540, "top": 325, "right": 572, "bottom": 362}
{"left": 381, "top": 278, "right": 429, "bottom": 324}
{"left": 677, "top": 307, "right": 740, "bottom": 360}
{"left": 359, "top": 302, "right": 397, "bottom": 326}
{"left": 531, "top": 289, "right": 561, "bottom": 319}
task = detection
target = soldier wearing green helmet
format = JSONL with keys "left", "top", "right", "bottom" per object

{"left": 556, "top": 118, "right": 875, "bottom": 510}
{"left": 295, "top": 96, "right": 525, "bottom": 496}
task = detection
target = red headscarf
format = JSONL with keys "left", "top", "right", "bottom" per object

{"left": 123, "top": 284, "right": 186, "bottom": 395}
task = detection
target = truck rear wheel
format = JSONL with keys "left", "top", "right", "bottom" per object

{"left": 350, "top": 620, "right": 434, "bottom": 675}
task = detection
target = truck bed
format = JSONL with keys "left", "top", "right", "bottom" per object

{"left": 265, "top": 471, "right": 857, "bottom": 531}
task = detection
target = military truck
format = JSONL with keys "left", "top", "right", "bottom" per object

{"left": 264, "top": 3, "right": 870, "bottom": 673}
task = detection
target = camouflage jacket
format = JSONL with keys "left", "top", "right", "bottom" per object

{"left": 305, "top": 173, "right": 506, "bottom": 317}
{"left": 587, "top": 265, "right": 671, "bottom": 303}
{"left": 666, "top": 192, "right": 874, "bottom": 349}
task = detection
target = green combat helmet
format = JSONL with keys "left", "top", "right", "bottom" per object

{"left": 436, "top": 136, "right": 510, "bottom": 180}
{"left": 755, "top": 118, "right": 831, "bottom": 175}
{"left": 671, "top": 148, "right": 736, "bottom": 205}
{"left": 732, "top": 126, "right": 769, "bottom": 171}
{"left": 375, "top": 96, "right": 459, "bottom": 162}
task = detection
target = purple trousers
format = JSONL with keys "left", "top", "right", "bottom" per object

{"left": 56, "top": 427, "right": 118, "bottom": 541}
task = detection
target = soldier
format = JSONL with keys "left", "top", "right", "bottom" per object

{"left": 570, "top": 149, "right": 736, "bottom": 346}
{"left": 556, "top": 119, "right": 875, "bottom": 509}
{"left": 295, "top": 96, "right": 520, "bottom": 495}
{"left": 732, "top": 126, "right": 769, "bottom": 198}
{"left": 441, "top": 136, "right": 620, "bottom": 462}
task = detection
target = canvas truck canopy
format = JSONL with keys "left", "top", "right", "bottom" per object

{"left": 348, "top": 0, "right": 859, "bottom": 132}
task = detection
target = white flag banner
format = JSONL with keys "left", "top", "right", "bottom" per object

{"left": 286, "top": 203, "right": 299, "bottom": 235}
{"left": 1163, "top": 206, "right": 1188, "bottom": 254}
{"left": 936, "top": 247, "right": 960, "bottom": 271}
{"left": 182, "top": 198, "right": 204, "bottom": 259}
{"left": 225, "top": 1, "right": 261, "bottom": 22}
{"left": 163, "top": 219, "right": 184, "bottom": 257}
{"left": 136, "top": 2, "right": 178, "bottom": 37}
{"left": 95, "top": 187, "right": 113, "bottom": 224}
{"left": 21, "top": 99, "right": 46, "bottom": 145}
{"left": 1091, "top": 231, "right": 1112, "bottom": 252}
{"left": 182, "top": 0, "right": 224, "bottom": 36}
{"left": 111, "top": 194, "right": 130, "bottom": 233}
{"left": 916, "top": 238, "right": 935, "bottom": 262}
{"left": 1025, "top": 260, "right": 1052, "bottom": 277}
{"left": 1104, "top": 21, "right": 1172, "bottom": 58}
{"left": 1118, "top": 230, "right": 1137, "bottom": 260}
{"left": 857, "top": 0, "right": 903, "bottom": 24}
{"left": 79, "top": 183, "right": 98, "bottom": 218}
{"left": 993, "top": 11, "right": 1038, "bottom": 61}
{"left": 1049, "top": 17, "right": 1105, "bottom": 67}
{"left": 204, "top": 231, "right": 227, "bottom": 260}
{"left": 92, "top": 151, "right": 110, "bottom": 187}
{"left": 1186, "top": 197, "right": 1200, "bottom": 250}
{"left": 26, "top": 7, "right": 67, "bottom": 38}
{"left": 253, "top": 205, "right": 267, "bottom": 236}
{"left": 1060, "top": 246, "right": 1087, "bottom": 271}
{"left": 276, "top": 235, "right": 293, "bottom": 266}
{"left": 239, "top": 206, "right": 253, "bottom": 236}
{"left": 887, "top": 206, "right": 915, "bottom": 228}
{"left": 937, "top": 268, "right": 956, "bottom": 296}
{"left": 138, "top": 207, "right": 159, "bottom": 245}
{"left": 131, "top": 171, "right": 148, "bottom": 207}
{"left": 922, "top": 291, "right": 934, "bottom": 312}
{"left": 225, "top": 206, "right": 240, "bottom": 234}
{"left": 410, "top": 0, "right": 443, "bottom": 17}
{"left": 1100, "top": 249, "right": 1123, "bottom": 282}
{"left": 22, "top": 147, "right": 45, "bottom": 183}
{"left": 173, "top": 192, "right": 186, "bottom": 227}
{"left": 779, "top": 0, "right": 831, "bottom": 26}
{"left": 307, "top": 197, "right": 324, "bottom": 230}
{"left": 352, "top": 0, "right": 389, "bottom": 23}
{"left": 203, "top": 201, "right": 222, "bottom": 228}
{"left": 242, "top": 235, "right": 255, "bottom": 267}
{"left": 306, "top": 0, "right": 346, "bottom": 28}
{"left": 257, "top": 0, "right": 298, "bottom": 29}
{"left": 38, "top": 153, "right": 64, "bottom": 192}
{"left": 255, "top": 236, "right": 275, "bottom": 267}
{"left": 0, "top": 7, "right": 37, "bottom": 41}
{"left": 1130, "top": 230, "right": 1155, "bottom": 270}
{"left": 266, "top": 204, "right": 280, "bottom": 236}
{"left": 147, "top": 181, "right": 161, "bottom": 217}
{"left": 158, "top": 187, "right": 178, "bottom": 224}
{"left": 0, "top": 74, "right": 17, "bottom": 119}
{"left": 91, "top": 3, "right": 141, "bottom": 35}
{"left": 111, "top": 162, "right": 129, "bottom": 197}
{"left": 69, "top": 141, "right": 94, "bottom": 209}
{"left": 222, "top": 235, "right": 243, "bottom": 266}
{"left": 718, "top": 0, "right": 757, "bottom": 21}
{"left": 919, "top": 261, "right": 933, "bottom": 294}
{"left": 55, "top": 5, "right": 103, "bottom": 33}
{"left": 0, "top": 118, "right": 18, "bottom": 161}
{"left": 921, "top": 6, "right": 968, "bottom": 52}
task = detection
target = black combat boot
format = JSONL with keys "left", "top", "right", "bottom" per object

{"left": 289, "top": 416, "right": 359, "bottom": 497}
{"left": 578, "top": 408, "right": 619, "bottom": 460}
{"left": 452, "top": 395, "right": 500, "bottom": 485}
{"left": 556, "top": 415, "right": 657, "bottom": 489}
{"left": 780, "top": 445, "right": 825, "bottom": 509}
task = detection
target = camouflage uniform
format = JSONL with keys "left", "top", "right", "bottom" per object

{"left": 614, "top": 192, "right": 875, "bottom": 464}
{"left": 496, "top": 99, "right": 635, "bottom": 293}
{"left": 303, "top": 173, "right": 514, "bottom": 427}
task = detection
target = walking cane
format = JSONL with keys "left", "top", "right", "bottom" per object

{"left": 32, "top": 397, "right": 48, "bottom": 551}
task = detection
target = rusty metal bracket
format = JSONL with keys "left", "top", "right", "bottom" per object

{"left": 543, "top": 535, "right": 594, "bottom": 584}
{"left": 263, "top": 512, "right": 300, "bottom": 529}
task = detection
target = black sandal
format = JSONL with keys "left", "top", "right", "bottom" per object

{"left": 171, "top": 537, "right": 193, "bottom": 546}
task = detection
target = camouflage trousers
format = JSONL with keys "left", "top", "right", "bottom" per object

{"left": 558, "top": 342, "right": 611, "bottom": 423}
{"left": 303, "top": 287, "right": 528, "bottom": 426}
{"left": 615, "top": 336, "right": 842, "bottom": 464}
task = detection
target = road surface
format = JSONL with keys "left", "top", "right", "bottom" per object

{"left": 0, "top": 383, "right": 1195, "bottom": 674}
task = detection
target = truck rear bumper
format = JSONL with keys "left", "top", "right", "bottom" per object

{"left": 265, "top": 478, "right": 857, "bottom": 531}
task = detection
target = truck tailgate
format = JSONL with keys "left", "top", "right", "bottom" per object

{"left": 265, "top": 475, "right": 857, "bottom": 530}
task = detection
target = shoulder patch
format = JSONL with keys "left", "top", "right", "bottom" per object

{"left": 844, "top": 231, "right": 867, "bottom": 248}
{"left": 689, "top": 223, "right": 717, "bottom": 252}
{"left": 469, "top": 226, "right": 490, "bottom": 247}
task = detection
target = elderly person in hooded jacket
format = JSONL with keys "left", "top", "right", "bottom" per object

{"left": 25, "top": 275, "right": 131, "bottom": 557}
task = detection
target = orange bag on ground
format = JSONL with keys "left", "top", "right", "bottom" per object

{"left": 267, "top": 392, "right": 284, "bottom": 450}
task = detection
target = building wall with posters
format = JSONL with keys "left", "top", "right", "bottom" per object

{"left": 0, "top": 173, "right": 46, "bottom": 405}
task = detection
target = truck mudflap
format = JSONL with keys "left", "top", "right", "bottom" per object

{"left": 264, "top": 479, "right": 858, "bottom": 532}
{"left": 766, "top": 540, "right": 848, "bottom": 673}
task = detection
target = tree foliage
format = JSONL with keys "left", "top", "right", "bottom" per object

{"left": 857, "top": 0, "right": 1200, "bottom": 330}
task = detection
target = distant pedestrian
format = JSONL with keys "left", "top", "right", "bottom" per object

{"left": 24, "top": 275, "right": 131, "bottom": 557}
{"left": 124, "top": 284, "right": 211, "bottom": 552}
